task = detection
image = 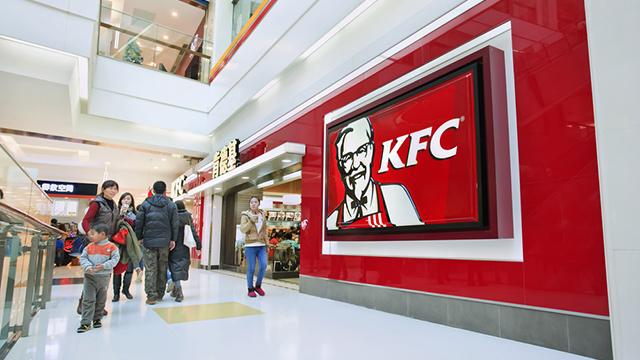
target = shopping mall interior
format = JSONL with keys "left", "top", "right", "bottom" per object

{"left": 0, "top": 0, "right": 638, "bottom": 359}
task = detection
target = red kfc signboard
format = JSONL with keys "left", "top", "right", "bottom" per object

{"left": 326, "top": 61, "right": 488, "bottom": 235}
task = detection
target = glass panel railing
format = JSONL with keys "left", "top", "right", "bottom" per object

{"left": 98, "top": 6, "right": 212, "bottom": 83}
{"left": 0, "top": 142, "right": 62, "bottom": 354}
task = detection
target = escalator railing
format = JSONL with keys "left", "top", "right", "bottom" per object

{"left": 98, "top": 6, "right": 212, "bottom": 83}
{"left": 0, "top": 142, "right": 64, "bottom": 359}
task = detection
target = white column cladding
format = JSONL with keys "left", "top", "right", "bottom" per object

{"left": 211, "top": 0, "right": 234, "bottom": 63}
{"left": 585, "top": 0, "right": 640, "bottom": 359}
{"left": 199, "top": 190, "right": 211, "bottom": 267}
{"left": 210, "top": 194, "right": 223, "bottom": 267}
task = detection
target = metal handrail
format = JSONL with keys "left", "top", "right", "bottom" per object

{"left": 0, "top": 202, "right": 66, "bottom": 237}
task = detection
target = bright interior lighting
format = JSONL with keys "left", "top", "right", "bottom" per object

{"left": 105, "top": 162, "right": 110, "bottom": 165}
{"left": 282, "top": 159, "right": 292, "bottom": 163}
{"left": 214, "top": 187, "right": 221, "bottom": 191}
{"left": 257, "top": 180, "right": 274, "bottom": 189}
{"left": 156, "top": 46, "right": 163, "bottom": 52}
{"left": 163, "top": 35, "right": 169, "bottom": 40}
{"left": 172, "top": 11, "right": 178, "bottom": 16}
{"left": 282, "top": 194, "right": 301, "bottom": 205}
{"left": 283, "top": 170, "right": 302, "bottom": 181}
{"left": 153, "top": 166, "right": 158, "bottom": 169}
{"left": 242, "top": 176, "right": 250, "bottom": 179}
{"left": 161, "top": 158, "right": 166, "bottom": 161}
{"left": 300, "top": 0, "right": 377, "bottom": 59}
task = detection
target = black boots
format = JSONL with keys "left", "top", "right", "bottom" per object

{"left": 175, "top": 287, "right": 184, "bottom": 302}
{"left": 112, "top": 292, "right": 120, "bottom": 302}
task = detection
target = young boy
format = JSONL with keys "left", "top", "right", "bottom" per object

{"left": 77, "top": 223, "right": 120, "bottom": 333}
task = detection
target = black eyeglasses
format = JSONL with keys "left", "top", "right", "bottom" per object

{"left": 339, "top": 142, "right": 372, "bottom": 169}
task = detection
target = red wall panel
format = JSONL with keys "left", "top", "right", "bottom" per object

{"left": 240, "top": 0, "right": 607, "bottom": 315}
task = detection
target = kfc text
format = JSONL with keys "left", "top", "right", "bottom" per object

{"left": 378, "top": 118, "right": 461, "bottom": 173}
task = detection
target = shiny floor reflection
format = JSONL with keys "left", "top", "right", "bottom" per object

{"left": 7, "top": 268, "right": 595, "bottom": 360}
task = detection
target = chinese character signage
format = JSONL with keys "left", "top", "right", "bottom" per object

{"left": 37, "top": 181, "right": 98, "bottom": 196}
{"left": 210, "top": 139, "right": 239, "bottom": 179}
{"left": 325, "top": 62, "right": 486, "bottom": 235}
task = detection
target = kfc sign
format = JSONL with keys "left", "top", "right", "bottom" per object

{"left": 326, "top": 62, "right": 487, "bottom": 235}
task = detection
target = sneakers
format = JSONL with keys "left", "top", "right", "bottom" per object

{"left": 92, "top": 319, "right": 102, "bottom": 328}
{"left": 145, "top": 299, "right": 156, "bottom": 305}
{"left": 248, "top": 287, "right": 257, "bottom": 297}
{"left": 166, "top": 280, "right": 174, "bottom": 293}
{"left": 77, "top": 324, "right": 90, "bottom": 333}
{"left": 255, "top": 284, "right": 266, "bottom": 296}
{"left": 175, "top": 288, "right": 184, "bottom": 302}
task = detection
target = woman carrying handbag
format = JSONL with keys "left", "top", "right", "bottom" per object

{"left": 168, "top": 200, "right": 201, "bottom": 302}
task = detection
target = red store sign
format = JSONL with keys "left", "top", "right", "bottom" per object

{"left": 325, "top": 61, "right": 488, "bottom": 236}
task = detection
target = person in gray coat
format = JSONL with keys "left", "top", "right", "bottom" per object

{"left": 168, "top": 200, "right": 202, "bottom": 302}
{"left": 135, "top": 181, "right": 178, "bottom": 305}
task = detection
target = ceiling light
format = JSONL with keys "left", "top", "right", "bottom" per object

{"left": 105, "top": 162, "right": 110, "bottom": 165}
{"left": 214, "top": 187, "right": 221, "bottom": 191}
{"left": 282, "top": 159, "right": 292, "bottom": 163}
{"left": 242, "top": 176, "right": 250, "bottom": 180}
{"left": 257, "top": 180, "right": 274, "bottom": 189}
{"left": 136, "top": 41, "right": 141, "bottom": 46}
{"left": 153, "top": 166, "right": 158, "bottom": 169}
{"left": 156, "top": 46, "right": 163, "bottom": 52}
{"left": 172, "top": 11, "right": 178, "bottom": 16}
{"left": 163, "top": 35, "right": 168, "bottom": 40}
{"left": 161, "top": 158, "right": 166, "bottom": 161}
{"left": 283, "top": 170, "right": 302, "bottom": 181}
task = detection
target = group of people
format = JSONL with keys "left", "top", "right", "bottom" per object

{"left": 76, "top": 180, "right": 202, "bottom": 333}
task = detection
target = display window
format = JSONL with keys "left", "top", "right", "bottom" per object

{"left": 227, "top": 179, "right": 301, "bottom": 281}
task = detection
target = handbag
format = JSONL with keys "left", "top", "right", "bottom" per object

{"left": 184, "top": 221, "right": 197, "bottom": 248}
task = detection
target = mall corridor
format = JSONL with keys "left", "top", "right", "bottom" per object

{"left": 6, "top": 267, "right": 594, "bottom": 360}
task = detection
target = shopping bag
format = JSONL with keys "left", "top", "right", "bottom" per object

{"left": 184, "top": 224, "right": 196, "bottom": 248}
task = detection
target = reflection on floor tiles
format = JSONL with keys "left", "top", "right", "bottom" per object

{"left": 5, "top": 268, "right": 596, "bottom": 360}
{"left": 52, "top": 278, "right": 83, "bottom": 286}
{"left": 153, "top": 301, "right": 264, "bottom": 324}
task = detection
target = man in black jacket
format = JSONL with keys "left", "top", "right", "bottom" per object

{"left": 135, "top": 181, "right": 178, "bottom": 304}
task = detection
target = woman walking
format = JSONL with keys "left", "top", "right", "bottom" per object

{"left": 240, "top": 196, "right": 268, "bottom": 297}
{"left": 168, "top": 200, "right": 201, "bottom": 302}
{"left": 112, "top": 192, "right": 142, "bottom": 301}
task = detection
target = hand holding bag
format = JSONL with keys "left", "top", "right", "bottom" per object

{"left": 184, "top": 220, "right": 197, "bottom": 248}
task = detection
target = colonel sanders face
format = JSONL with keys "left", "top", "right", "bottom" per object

{"left": 335, "top": 117, "right": 374, "bottom": 201}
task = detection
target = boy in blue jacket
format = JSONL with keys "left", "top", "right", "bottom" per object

{"left": 77, "top": 223, "right": 120, "bottom": 333}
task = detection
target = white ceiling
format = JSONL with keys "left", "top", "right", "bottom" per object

{"left": 0, "top": 0, "right": 373, "bottom": 205}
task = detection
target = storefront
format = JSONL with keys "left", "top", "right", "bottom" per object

{"left": 37, "top": 180, "right": 99, "bottom": 235}
{"left": 184, "top": 142, "right": 305, "bottom": 280}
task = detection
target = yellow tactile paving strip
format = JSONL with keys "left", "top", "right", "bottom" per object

{"left": 153, "top": 302, "right": 264, "bottom": 324}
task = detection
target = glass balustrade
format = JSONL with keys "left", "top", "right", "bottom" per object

{"left": 0, "top": 142, "right": 61, "bottom": 355}
{"left": 98, "top": 6, "right": 213, "bottom": 83}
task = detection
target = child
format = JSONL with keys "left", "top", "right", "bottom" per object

{"left": 77, "top": 223, "right": 120, "bottom": 333}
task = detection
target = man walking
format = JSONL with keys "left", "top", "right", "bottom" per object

{"left": 135, "top": 181, "right": 178, "bottom": 304}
